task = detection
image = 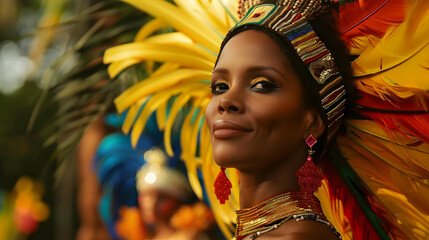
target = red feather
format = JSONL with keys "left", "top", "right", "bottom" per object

{"left": 320, "top": 157, "right": 392, "bottom": 240}
{"left": 339, "top": 0, "right": 408, "bottom": 46}
{"left": 355, "top": 91, "right": 429, "bottom": 143}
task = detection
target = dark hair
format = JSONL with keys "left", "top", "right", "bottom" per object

{"left": 216, "top": 11, "right": 354, "bottom": 161}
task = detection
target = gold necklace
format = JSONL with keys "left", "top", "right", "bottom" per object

{"left": 234, "top": 192, "right": 325, "bottom": 240}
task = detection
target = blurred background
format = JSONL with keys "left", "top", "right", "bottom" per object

{"left": 1, "top": 0, "right": 73, "bottom": 239}
{"left": 0, "top": 0, "right": 219, "bottom": 239}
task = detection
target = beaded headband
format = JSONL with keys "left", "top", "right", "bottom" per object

{"left": 221, "top": 0, "right": 346, "bottom": 143}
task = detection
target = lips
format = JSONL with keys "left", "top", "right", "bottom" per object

{"left": 212, "top": 120, "right": 252, "bottom": 139}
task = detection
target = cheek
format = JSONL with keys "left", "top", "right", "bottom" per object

{"left": 253, "top": 97, "right": 307, "bottom": 147}
{"left": 157, "top": 199, "right": 178, "bottom": 218}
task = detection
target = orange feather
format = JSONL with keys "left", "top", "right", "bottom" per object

{"left": 339, "top": 0, "right": 408, "bottom": 47}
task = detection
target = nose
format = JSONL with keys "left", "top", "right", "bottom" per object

{"left": 218, "top": 89, "right": 244, "bottom": 114}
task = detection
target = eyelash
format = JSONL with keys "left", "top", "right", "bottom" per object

{"left": 250, "top": 77, "right": 280, "bottom": 93}
{"left": 210, "top": 77, "right": 280, "bottom": 95}
{"left": 210, "top": 80, "right": 229, "bottom": 95}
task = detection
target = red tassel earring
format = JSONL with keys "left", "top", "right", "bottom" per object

{"left": 214, "top": 167, "right": 232, "bottom": 204}
{"left": 296, "top": 135, "right": 323, "bottom": 194}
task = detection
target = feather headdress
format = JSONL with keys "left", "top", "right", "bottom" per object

{"left": 103, "top": 0, "right": 429, "bottom": 239}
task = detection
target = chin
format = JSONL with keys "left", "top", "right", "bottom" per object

{"left": 212, "top": 145, "right": 251, "bottom": 169}
{"left": 214, "top": 156, "right": 238, "bottom": 168}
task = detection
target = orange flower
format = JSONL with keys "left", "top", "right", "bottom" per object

{"left": 13, "top": 177, "right": 49, "bottom": 235}
{"left": 115, "top": 206, "right": 146, "bottom": 240}
{"left": 170, "top": 202, "right": 214, "bottom": 231}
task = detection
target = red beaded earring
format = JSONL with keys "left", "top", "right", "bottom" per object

{"left": 296, "top": 135, "right": 323, "bottom": 194}
{"left": 214, "top": 167, "right": 232, "bottom": 204}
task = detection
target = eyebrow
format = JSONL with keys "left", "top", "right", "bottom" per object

{"left": 212, "top": 66, "right": 285, "bottom": 77}
{"left": 247, "top": 66, "right": 285, "bottom": 77}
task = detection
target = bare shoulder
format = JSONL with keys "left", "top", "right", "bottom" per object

{"left": 262, "top": 218, "right": 340, "bottom": 240}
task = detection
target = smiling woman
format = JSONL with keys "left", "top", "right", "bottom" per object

{"left": 206, "top": 3, "right": 346, "bottom": 238}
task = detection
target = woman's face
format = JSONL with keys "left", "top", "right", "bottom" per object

{"left": 205, "top": 30, "right": 315, "bottom": 172}
{"left": 138, "top": 189, "right": 179, "bottom": 225}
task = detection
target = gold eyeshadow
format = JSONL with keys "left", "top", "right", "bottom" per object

{"left": 250, "top": 76, "right": 271, "bottom": 86}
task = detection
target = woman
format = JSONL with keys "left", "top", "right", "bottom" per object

{"left": 206, "top": 1, "right": 347, "bottom": 239}
{"left": 104, "top": 0, "right": 429, "bottom": 239}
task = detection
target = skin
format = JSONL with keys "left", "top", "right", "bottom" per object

{"left": 76, "top": 117, "right": 111, "bottom": 240}
{"left": 138, "top": 190, "right": 179, "bottom": 239}
{"left": 205, "top": 30, "right": 336, "bottom": 239}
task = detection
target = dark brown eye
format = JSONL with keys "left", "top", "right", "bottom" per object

{"left": 210, "top": 81, "right": 229, "bottom": 95}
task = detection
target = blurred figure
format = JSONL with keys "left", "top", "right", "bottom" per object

{"left": 76, "top": 117, "right": 111, "bottom": 240}
{"left": 134, "top": 148, "right": 213, "bottom": 240}
{"left": 93, "top": 114, "right": 216, "bottom": 240}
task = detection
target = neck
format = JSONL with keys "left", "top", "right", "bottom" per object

{"left": 238, "top": 145, "right": 306, "bottom": 209}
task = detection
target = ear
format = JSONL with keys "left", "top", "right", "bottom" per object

{"left": 303, "top": 109, "right": 325, "bottom": 139}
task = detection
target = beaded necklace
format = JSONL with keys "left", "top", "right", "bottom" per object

{"left": 233, "top": 192, "right": 341, "bottom": 240}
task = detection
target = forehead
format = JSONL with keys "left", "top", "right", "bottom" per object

{"left": 216, "top": 30, "right": 290, "bottom": 69}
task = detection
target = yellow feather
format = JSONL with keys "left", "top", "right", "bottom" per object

{"left": 164, "top": 94, "right": 192, "bottom": 157}
{"left": 180, "top": 107, "right": 193, "bottom": 165}
{"left": 354, "top": 78, "right": 429, "bottom": 111}
{"left": 122, "top": 98, "right": 147, "bottom": 134}
{"left": 164, "top": 88, "right": 209, "bottom": 157}
{"left": 104, "top": 42, "right": 214, "bottom": 78}
{"left": 114, "top": 69, "right": 211, "bottom": 112}
{"left": 130, "top": 83, "right": 205, "bottom": 147}
{"left": 391, "top": 173, "right": 429, "bottom": 216}
{"left": 186, "top": 110, "right": 205, "bottom": 198}
{"left": 134, "top": 18, "right": 168, "bottom": 42}
{"left": 145, "top": 60, "right": 155, "bottom": 75}
{"left": 338, "top": 135, "right": 429, "bottom": 239}
{"left": 225, "top": 167, "right": 240, "bottom": 210}
{"left": 121, "top": 0, "right": 222, "bottom": 53}
{"left": 200, "top": 119, "right": 211, "bottom": 169}
{"left": 174, "top": 0, "right": 233, "bottom": 35}
{"left": 144, "top": 32, "right": 193, "bottom": 44}
{"left": 352, "top": 1, "right": 429, "bottom": 91}
{"left": 155, "top": 103, "right": 166, "bottom": 131}
{"left": 105, "top": 40, "right": 215, "bottom": 63}
{"left": 107, "top": 58, "right": 141, "bottom": 79}
{"left": 377, "top": 188, "right": 429, "bottom": 240}
{"left": 350, "top": 132, "right": 429, "bottom": 180}
{"left": 150, "top": 62, "right": 180, "bottom": 77}
{"left": 130, "top": 93, "right": 172, "bottom": 147}
{"left": 316, "top": 181, "right": 353, "bottom": 240}
{"left": 347, "top": 119, "right": 429, "bottom": 177}
{"left": 347, "top": 35, "right": 381, "bottom": 56}
{"left": 178, "top": 107, "right": 204, "bottom": 198}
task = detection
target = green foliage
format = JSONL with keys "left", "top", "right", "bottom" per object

{"left": 0, "top": 82, "right": 57, "bottom": 190}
